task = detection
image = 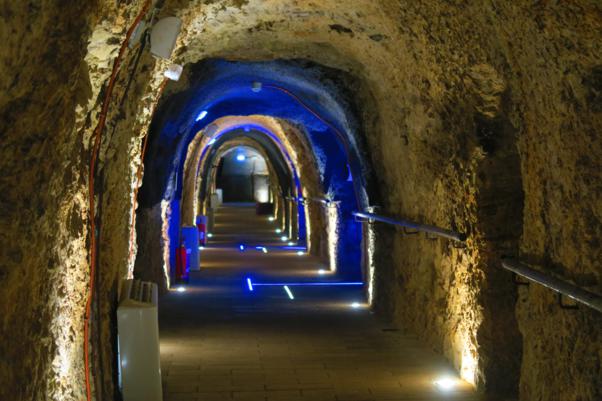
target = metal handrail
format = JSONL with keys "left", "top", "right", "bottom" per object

{"left": 283, "top": 196, "right": 334, "bottom": 206}
{"left": 501, "top": 258, "right": 602, "bottom": 313}
{"left": 352, "top": 211, "right": 466, "bottom": 242}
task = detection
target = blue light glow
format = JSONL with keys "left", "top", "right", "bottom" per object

{"left": 208, "top": 138, "right": 216, "bottom": 145}
{"left": 236, "top": 154, "right": 246, "bottom": 162}
{"left": 250, "top": 281, "right": 363, "bottom": 287}
{"left": 283, "top": 285, "right": 294, "bottom": 300}
{"left": 239, "top": 244, "right": 246, "bottom": 251}
{"left": 246, "top": 278, "right": 254, "bottom": 292}
{"left": 282, "top": 245, "right": 307, "bottom": 251}
{"left": 196, "top": 110, "right": 208, "bottom": 121}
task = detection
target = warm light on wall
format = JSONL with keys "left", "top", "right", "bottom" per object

{"left": 327, "top": 203, "right": 339, "bottom": 272}
{"left": 161, "top": 200, "right": 172, "bottom": 289}
{"left": 461, "top": 342, "right": 477, "bottom": 386}
{"left": 366, "top": 221, "right": 376, "bottom": 305}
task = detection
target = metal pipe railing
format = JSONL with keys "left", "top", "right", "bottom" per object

{"left": 352, "top": 211, "right": 466, "bottom": 242}
{"left": 284, "top": 196, "right": 335, "bottom": 206}
{"left": 501, "top": 258, "right": 602, "bottom": 313}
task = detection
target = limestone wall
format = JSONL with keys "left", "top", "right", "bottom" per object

{"left": 0, "top": 1, "right": 599, "bottom": 400}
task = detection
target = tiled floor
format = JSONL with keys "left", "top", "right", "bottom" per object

{"left": 159, "top": 205, "right": 499, "bottom": 401}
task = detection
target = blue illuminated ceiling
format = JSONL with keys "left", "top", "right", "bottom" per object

{"left": 139, "top": 59, "right": 370, "bottom": 209}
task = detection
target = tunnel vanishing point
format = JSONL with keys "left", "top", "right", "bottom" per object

{"left": 0, "top": 1, "right": 601, "bottom": 401}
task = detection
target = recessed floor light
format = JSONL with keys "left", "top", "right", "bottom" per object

{"left": 433, "top": 377, "right": 457, "bottom": 391}
{"left": 175, "top": 287, "right": 186, "bottom": 293}
{"left": 283, "top": 285, "right": 294, "bottom": 300}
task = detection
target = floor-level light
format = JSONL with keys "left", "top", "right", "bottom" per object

{"left": 175, "top": 286, "right": 186, "bottom": 293}
{"left": 207, "top": 233, "right": 213, "bottom": 238}
{"left": 318, "top": 269, "right": 326, "bottom": 274}
{"left": 283, "top": 285, "right": 294, "bottom": 300}
{"left": 246, "top": 278, "right": 254, "bottom": 292}
{"left": 251, "top": 281, "right": 363, "bottom": 287}
{"left": 280, "top": 236, "right": 288, "bottom": 242}
{"left": 198, "top": 246, "right": 204, "bottom": 250}
{"left": 268, "top": 216, "right": 275, "bottom": 222}
{"left": 262, "top": 247, "right": 268, "bottom": 253}
{"left": 275, "top": 228, "right": 282, "bottom": 234}
{"left": 297, "top": 251, "right": 304, "bottom": 256}
{"left": 350, "top": 302, "right": 361, "bottom": 309}
{"left": 287, "top": 241, "right": 294, "bottom": 246}
{"left": 433, "top": 376, "right": 458, "bottom": 391}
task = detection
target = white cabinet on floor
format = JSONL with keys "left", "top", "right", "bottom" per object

{"left": 117, "top": 279, "right": 162, "bottom": 401}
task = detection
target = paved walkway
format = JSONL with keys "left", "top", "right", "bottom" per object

{"left": 159, "top": 205, "right": 496, "bottom": 401}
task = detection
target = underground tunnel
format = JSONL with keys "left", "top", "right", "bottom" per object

{"left": 0, "top": 1, "right": 600, "bottom": 401}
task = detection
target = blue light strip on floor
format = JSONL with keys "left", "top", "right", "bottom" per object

{"left": 245, "top": 278, "right": 363, "bottom": 288}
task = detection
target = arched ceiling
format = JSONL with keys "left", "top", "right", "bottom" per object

{"left": 140, "top": 59, "right": 371, "bottom": 208}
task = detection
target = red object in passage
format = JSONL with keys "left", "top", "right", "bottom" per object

{"left": 175, "top": 244, "right": 189, "bottom": 283}
{"left": 196, "top": 215, "right": 207, "bottom": 246}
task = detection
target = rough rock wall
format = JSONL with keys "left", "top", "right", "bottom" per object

{"left": 0, "top": 2, "right": 99, "bottom": 399}
{"left": 370, "top": 2, "right": 602, "bottom": 399}
{"left": 0, "top": 1, "right": 599, "bottom": 400}
{"left": 0, "top": 0, "right": 164, "bottom": 399}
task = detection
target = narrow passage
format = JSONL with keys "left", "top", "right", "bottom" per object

{"left": 159, "top": 205, "right": 496, "bottom": 401}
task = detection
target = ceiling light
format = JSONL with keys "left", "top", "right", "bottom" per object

{"left": 251, "top": 81, "right": 262, "bottom": 92}
{"left": 236, "top": 154, "right": 246, "bottom": 162}
{"left": 196, "top": 110, "right": 208, "bottom": 121}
